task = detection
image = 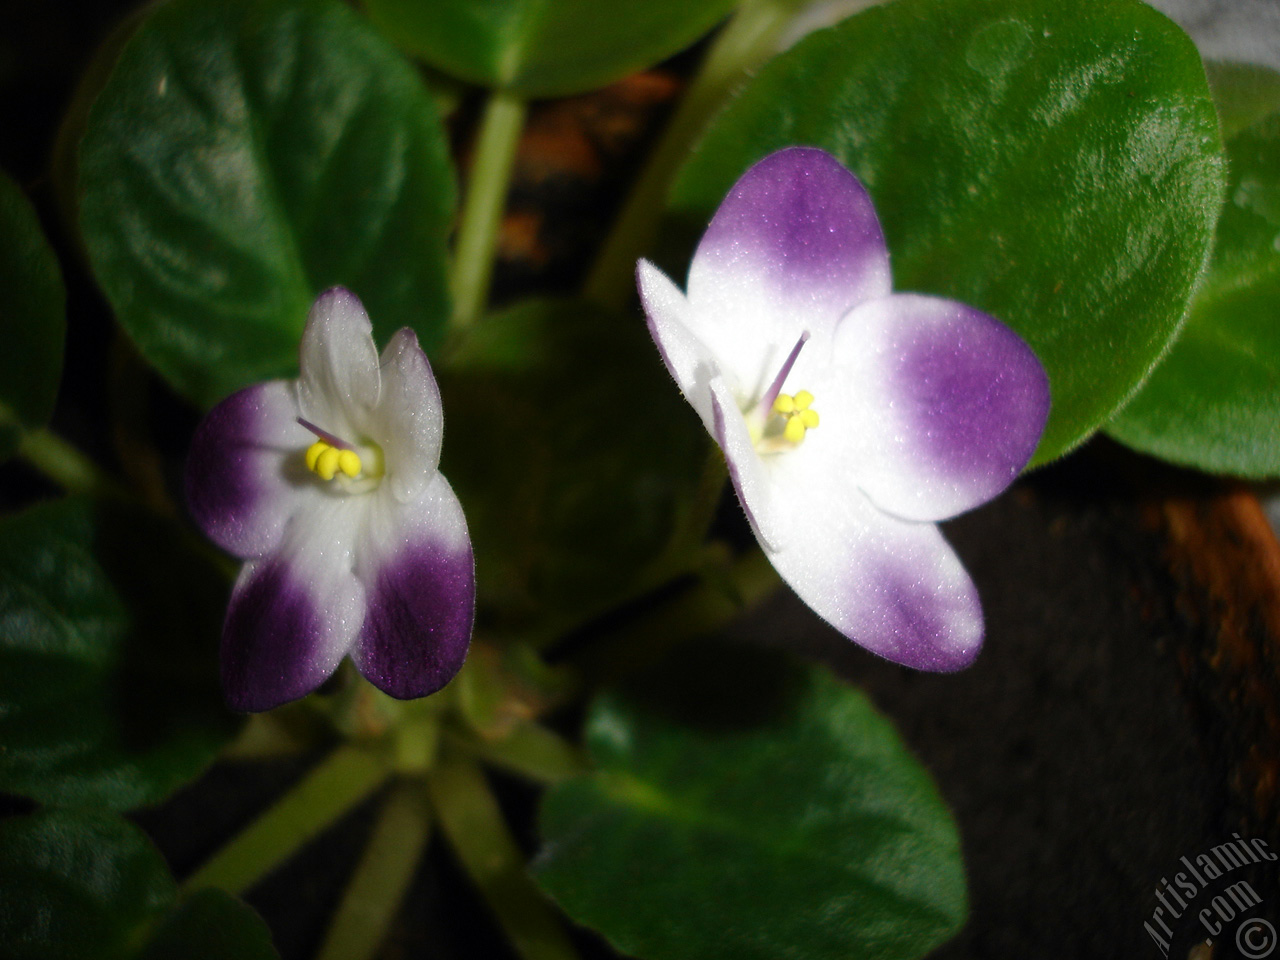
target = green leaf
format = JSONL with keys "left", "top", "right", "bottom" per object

{"left": 1108, "top": 68, "right": 1280, "bottom": 476}
{"left": 137, "top": 890, "right": 279, "bottom": 960}
{"left": 1204, "top": 60, "right": 1280, "bottom": 139}
{"left": 535, "top": 644, "right": 966, "bottom": 960}
{"left": 439, "top": 299, "right": 706, "bottom": 629}
{"left": 0, "top": 169, "right": 66, "bottom": 457}
{"left": 666, "top": 0, "right": 1225, "bottom": 466}
{"left": 0, "top": 498, "right": 236, "bottom": 811}
{"left": 365, "top": 0, "right": 739, "bottom": 97}
{"left": 0, "top": 810, "right": 174, "bottom": 960}
{"left": 79, "top": 0, "right": 455, "bottom": 408}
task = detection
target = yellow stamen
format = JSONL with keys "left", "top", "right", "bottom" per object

{"left": 305, "top": 441, "right": 328, "bottom": 472}
{"left": 783, "top": 416, "right": 807, "bottom": 444}
{"left": 315, "top": 446, "right": 341, "bottom": 481}
{"left": 764, "top": 388, "right": 821, "bottom": 447}
{"left": 337, "top": 449, "right": 362, "bottom": 478}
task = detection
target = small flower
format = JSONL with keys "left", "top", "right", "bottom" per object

{"left": 638, "top": 147, "right": 1049, "bottom": 670}
{"left": 187, "top": 288, "right": 474, "bottom": 710}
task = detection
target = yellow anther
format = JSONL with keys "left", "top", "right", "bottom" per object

{"left": 800, "top": 409, "right": 820, "bottom": 429}
{"left": 793, "top": 390, "right": 814, "bottom": 410}
{"left": 773, "top": 393, "right": 796, "bottom": 414}
{"left": 305, "top": 441, "right": 328, "bottom": 472}
{"left": 315, "top": 446, "right": 341, "bottom": 481}
{"left": 337, "top": 449, "right": 361, "bottom": 478}
{"left": 784, "top": 416, "right": 807, "bottom": 444}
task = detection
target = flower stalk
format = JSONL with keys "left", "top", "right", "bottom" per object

{"left": 583, "top": 0, "right": 794, "bottom": 310}
{"left": 427, "top": 755, "right": 582, "bottom": 960}
{"left": 450, "top": 89, "right": 528, "bottom": 330}
{"left": 315, "top": 783, "right": 433, "bottom": 960}
{"left": 183, "top": 744, "right": 390, "bottom": 895}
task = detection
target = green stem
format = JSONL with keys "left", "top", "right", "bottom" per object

{"left": 184, "top": 744, "right": 390, "bottom": 895}
{"left": 17, "top": 426, "right": 125, "bottom": 499}
{"left": 450, "top": 89, "right": 528, "bottom": 331}
{"left": 582, "top": 0, "right": 794, "bottom": 309}
{"left": 314, "top": 784, "right": 432, "bottom": 960}
{"left": 451, "top": 722, "right": 588, "bottom": 785}
{"left": 427, "top": 756, "right": 582, "bottom": 960}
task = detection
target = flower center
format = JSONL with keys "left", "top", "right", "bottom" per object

{"left": 298, "top": 418, "right": 384, "bottom": 494}
{"left": 772, "top": 390, "right": 820, "bottom": 444}
{"left": 748, "top": 332, "right": 820, "bottom": 450}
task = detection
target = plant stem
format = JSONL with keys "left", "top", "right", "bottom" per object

{"left": 427, "top": 755, "right": 582, "bottom": 960}
{"left": 183, "top": 744, "right": 390, "bottom": 895}
{"left": 450, "top": 89, "right": 528, "bottom": 331}
{"left": 582, "top": 0, "right": 794, "bottom": 309}
{"left": 451, "top": 722, "right": 588, "bottom": 785}
{"left": 314, "top": 784, "right": 432, "bottom": 960}
{"left": 17, "top": 426, "right": 125, "bottom": 500}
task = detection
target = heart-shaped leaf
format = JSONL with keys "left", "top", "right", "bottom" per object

{"left": 0, "top": 498, "right": 236, "bottom": 810}
{"left": 1108, "top": 66, "right": 1280, "bottom": 476}
{"left": 79, "top": 0, "right": 455, "bottom": 408}
{"left": 0, "top": 169, "right": 65, "bottom": 457}
{"left": 535, "top": 645, "right": 966, "bottom": 960}
{"left": 0, "top": 810, "right": 173, "bottom": 960}
{"left": 0, "top": 811, "right": 280, "bottom": 960}
{"left": 440, "top": 299, "right": 707, "bottom": 628}
{"left": 666, "top": 0, "right": 1225, "bottom": 466}
{"left": 365, "top": 0, "right": 739, "bottom": 97}
{"left": 137, "top": 889, "right": 279, "bottom": 960}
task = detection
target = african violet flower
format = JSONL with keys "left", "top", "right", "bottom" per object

{"left": 187, "top": 288, "right": 474, "bottom": 711}
{"left": 638, "top": 147, "right": 1049, "bottom": 670}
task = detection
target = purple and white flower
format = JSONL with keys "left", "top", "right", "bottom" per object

{"left": 638, "top": 147, "right": 1049, "bottom": 671}
{"left": 187, "top": 288, "right": 474, "bottom": 711}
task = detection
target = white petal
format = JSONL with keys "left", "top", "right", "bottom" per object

{"left": 823, "top": 294, "right": 1049, "bottom": 522}
{"left": 372, "top": 328, "right": 443, "bottom": 502}
{"left": 186, "top": 380, "right": 313, "bottom": 559}
{"left": 766, "top": 466, "right": 983, "bottom": 671}
{"left": 297, "top": 287, "right": 381, "bottom": 440}
{"left": 637, "top": 259, "right": 720, "bottom": 431}
{"left": 709, "top": 377, "right": 786, "bottom": 552}
{"left": 220, "top": 495, "right": 367, "bottom": 711}
{"left": 685, "top": 147, "right": 891, "bottom": 398}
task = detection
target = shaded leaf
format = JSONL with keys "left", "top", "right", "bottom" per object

{"left": 365, "top": 0, "right": 739, "bottom": 97}
{"left": 0, "top": 498, "right": 236, "bottom": 810}
{"left": 79, "top": 0, "right": 455, "bottom": 407}
{"left": 0, "top": 170, "right": 65, "bottom": 457}
{"left": 0, "top": 810, "right": 173, "bottom": 960}
{"left": 439, "top": 299, "right": 706, "bottom": 629}
{"left": 535, "top": 644, "right": 966, "bottom": 960}
{"left": 1108, "top": 66, "right": 1280, "bottom": 476}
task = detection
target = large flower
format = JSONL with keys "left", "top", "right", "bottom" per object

{"left": 639, "top": 147, "right": 1049, "bottom": 670}
{"left": 187, "top": 288, "right": 474, "bottom": 711}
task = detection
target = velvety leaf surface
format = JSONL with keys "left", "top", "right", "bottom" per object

{"left": 0, "top": 498, "right": 235, "bottom": 810}
{"left": 0, "top": 810, "right": 174, "bottom": 960}
{"left": 666, "top": 0, "right": 1224, "bottom": 466}
{"left": 0, "top": 169, "right": 65, "bottom": 457}
{"left": 365, "top": 0, "right": 738, "bottom": 97}
{"left": 79, "top": 0, "right": 455, "bottom": 408}
{"left": 138, "top": 890, "right": 280, "bottom": 960}
{"left": 1108, "top": 67, "right": 1280, "bottom": 476}
{"left": 439, "top": 299, "right": 706, "bottom": 629}
{"left": 535, "top": 645, "right": 966, "bottom": 960}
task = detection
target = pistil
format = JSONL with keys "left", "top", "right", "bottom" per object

{"left": 759, "top": 331, "right": 810, "bottom": 415}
